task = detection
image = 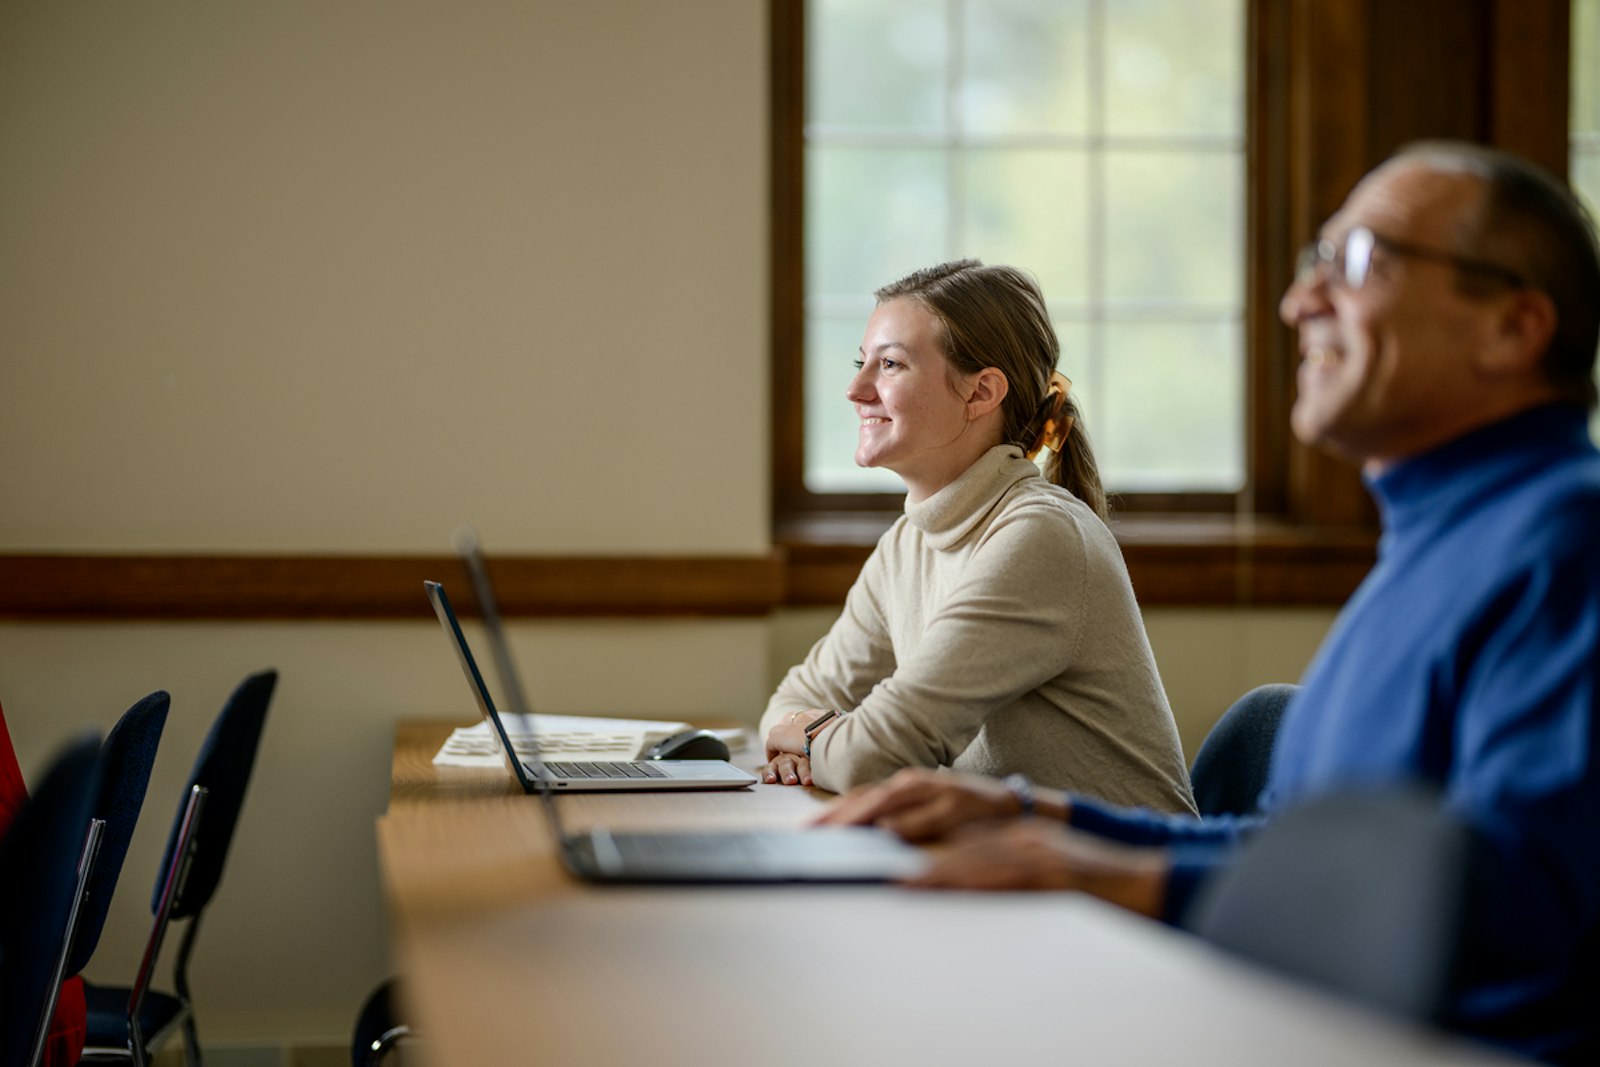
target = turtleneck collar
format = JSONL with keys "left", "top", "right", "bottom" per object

{"left": 905, "top": 444, "right": 1041, "bottom": 550}
{"left": 1366, "top": 404, "right": 1595, "bottom": 543}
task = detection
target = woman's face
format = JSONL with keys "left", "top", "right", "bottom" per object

{"left": 845, "top": 297, "right": 985, "bottom": 501}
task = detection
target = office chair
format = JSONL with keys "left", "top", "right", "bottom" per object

{"left": 81, "top": 669, "right": 277, "bottom": 1067}
{"left": 1188, "top": 684, "right": 1297, "bottom": 817}
{"left": 1184, "top": 787, "right": 1478, "bottom": 1023}
{"left": 351, "top": 978, "right": 419, "bottom": 1067}
{"left": 0, "top": 733, "right": 103, "bottom": 1067}
{"left": 67, "top": 692, "right": 171, "bottom": 979}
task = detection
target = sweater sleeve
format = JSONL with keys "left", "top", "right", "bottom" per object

{"left": 1067, "top": 796, "right": 1259, "bottom": 847}
{"left": 1064, "top": 798, "right": 1261, "bottom": 926}
{"left": 806, "top": 504, "right": 1098, "bottom": 792}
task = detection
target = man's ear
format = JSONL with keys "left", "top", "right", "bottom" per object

{"left": 966, "top": 367, "right": 1009, "bottom": 419}
{"left": 1481, "top": 288, "right": 1558, "bottom": 377}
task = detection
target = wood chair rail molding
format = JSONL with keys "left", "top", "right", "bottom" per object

{"left": 0, "top": 553, "right": 787, "bottom": 620}
{"left": 0, "top": 523, "right": 1376, "bottom": 621}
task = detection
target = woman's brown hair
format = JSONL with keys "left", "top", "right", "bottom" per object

{"left": 874, "top": 259, "right": 1109, "bottom": 520}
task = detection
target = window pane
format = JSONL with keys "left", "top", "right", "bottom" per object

{"left": 1103, "top": 0, "right": 1244, "bottom": 138}
{"left": 1099, "top": 320, "right": 1243, "bottom": 490}
{"left": 801, "top": 0, "right": 1246, "bottom": 497}
{"left": 1576, "top": 0, "right": 1600, "bottom": 442}
{"left": 805, "top": 314, "right": 905, "bottom": 493}
{"left": 809, "top": 0, "right": 948, "bottom": 133}
{"left": 959, "top": 148, "right": 1091, "bottom": 304}
{"left": 1573, "top": 0, "right": 1599, "bottom": 136}
{"left": 961, "top": 0, "right": 1091, "bottom": 136}
{"left": 808, "top": 146, "right": 950, "bottom": 299}
{"left": 1575, "top": 152, "right": 1600, "bottom": 225}
{"left": 1104, "top": 150, "right": 1243, "bottom": 307}
{"left": 1054, "top": 316, "right": 1095, "bottom": 424}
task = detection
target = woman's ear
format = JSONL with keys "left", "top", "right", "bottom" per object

{"left": 965, "top": 367, "right": 1009, "bottom": 420}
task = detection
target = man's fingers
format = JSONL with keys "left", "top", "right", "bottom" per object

{"left": 815, "top": 778, "right": 919, "bottom": 825}
{"left": 881, "top": 794, "right": 961, "bottom": 842}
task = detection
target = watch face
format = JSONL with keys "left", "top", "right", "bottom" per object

{"left": 805, "top": 710, "right": 839, "bottom": 737}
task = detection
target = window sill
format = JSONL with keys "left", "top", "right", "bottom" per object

{"left": 776, "top": 511, "right": 1378, "bottom": 608}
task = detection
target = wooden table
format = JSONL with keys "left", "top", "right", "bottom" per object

{"left": 376, "top": 721, "right": 1525, "bottom": 1066}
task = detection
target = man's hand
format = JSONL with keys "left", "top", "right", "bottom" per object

{"left": 812, "top": 768, "right": 1036, "bottom": 841}
{"left": 907, "top": 820, "right": 1171, "bottom": 917}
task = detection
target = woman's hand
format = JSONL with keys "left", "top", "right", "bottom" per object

{"left": 762, "top": 709, "right": 821, "bottom": 786}
{"left": 904, "top": 820, "right": 1170, "bottom": 917}
{"left": 762, "top": 752, "right": 812, "bottom": 786}
{"left": 812, "top": 768, "right": 1035, "bottom": 841}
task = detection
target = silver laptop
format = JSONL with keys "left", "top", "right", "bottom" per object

{"left": 426, "top": 579, "right": 757, "bottom": 791}
{"left": 443, "top": 530, "right": 931, "bottom": 884}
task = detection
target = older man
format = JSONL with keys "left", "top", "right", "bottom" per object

{"left": 820, "top": 142, "right": 1600, "bottom": 1064}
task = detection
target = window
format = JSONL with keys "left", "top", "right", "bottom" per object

{"left": 1575, "top": 0, "right": 1600, "bottom": 440}
{"left": 1575, "top": 0, "right": 1600, "bottom": 219}
{"left": 799, "top": 0, "right": 1247, "bottom": 497}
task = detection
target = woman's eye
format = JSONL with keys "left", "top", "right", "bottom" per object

{"left": 880, "top": 358, "right": 900, "bottom": 371}
{"left": 851, "top": 359, "right": 864, "bottom": 370}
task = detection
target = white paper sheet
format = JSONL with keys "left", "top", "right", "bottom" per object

{"left": 431, "top": 714, "right": 697, "bottom": 766}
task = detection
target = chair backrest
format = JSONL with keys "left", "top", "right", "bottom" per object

{"left": 66, "top": 690, "right": 170, "bottom": 976}
{"left": 152, "top": 670, "right": 276, "bottom": 918}
{"left": 1185, "top": 787, "right": 1478, "bottom": 1023}
{"left": 1188, "top": 683, "right": 1297, "bottom": 817}
{"left": 0, "top": 733, "right": 103, "bottom": 1067}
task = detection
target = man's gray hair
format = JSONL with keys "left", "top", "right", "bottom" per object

{"left": 1396, "top": 141, "right": 1600, "bottom": 409}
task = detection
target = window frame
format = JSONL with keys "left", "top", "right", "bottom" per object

{"left": 771, "top": 0, "right": 1575, "bottom": 607}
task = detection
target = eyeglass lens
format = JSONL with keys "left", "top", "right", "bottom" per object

{"left": 1342, "top": 227, "right": 1374, "bottom": 288}
{"left": 1296, "top": 226, "right": 1378, "bottom": 290}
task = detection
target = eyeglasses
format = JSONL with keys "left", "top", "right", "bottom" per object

{"left": 1294, "top": 225, "right": 1527, "bottom": 291}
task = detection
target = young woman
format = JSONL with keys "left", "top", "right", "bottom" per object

{"left": 761, "top": 260, "right": 1194, "bottom": 814}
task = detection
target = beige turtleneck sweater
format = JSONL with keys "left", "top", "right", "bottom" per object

{"left": 761, "top": 445, "right": 1196, "bottom": 812}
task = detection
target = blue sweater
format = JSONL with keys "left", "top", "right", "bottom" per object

{"left": 1071, "top": 405, "right": 1600, "bottom": 1062}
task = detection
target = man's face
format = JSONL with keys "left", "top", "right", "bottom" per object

{"left": 1278, "top": 161, "right": 1507, "bottom": 469}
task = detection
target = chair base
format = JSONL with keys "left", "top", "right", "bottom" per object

{"left": 78, "top": 983, "right": 195, "bottom": 1067}
{"left": 353, "top": 980, "right": 417, "bottom": 1067}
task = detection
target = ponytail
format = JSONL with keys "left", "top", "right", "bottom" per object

{"left": 1022, "top": 379, "right": 1107, "bottom": 521}
{"left": 1046, "top": 395, "right": 1108, "bottom": 522}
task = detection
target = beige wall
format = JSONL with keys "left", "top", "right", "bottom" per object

{"left": 0, "top": 0, "right": 767, "bottom": 553}
{"left": 0, "top": 0, "right": 1335, "bottom": 1050}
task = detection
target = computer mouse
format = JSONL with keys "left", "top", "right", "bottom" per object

{"left": 643, "top": 729, "right": 732, "bottom": 761}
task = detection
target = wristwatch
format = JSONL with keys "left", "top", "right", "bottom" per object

{"left": 802, "top": 709, "right": 840, "bottom": 759}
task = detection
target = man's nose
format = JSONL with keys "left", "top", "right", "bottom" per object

{"left": 1279, "top": 269, "right": 1331, "bottom": 328}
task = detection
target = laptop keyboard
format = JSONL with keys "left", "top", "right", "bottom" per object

{"left": 543, "top": 760, "right": 669, "bottom": 780}
{"left": 612, "top": 831, "right": 783, "bottom": 862}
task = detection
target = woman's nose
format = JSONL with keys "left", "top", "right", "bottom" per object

{"left": 845, "top": 365, "right": 874, "bottom": 402}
